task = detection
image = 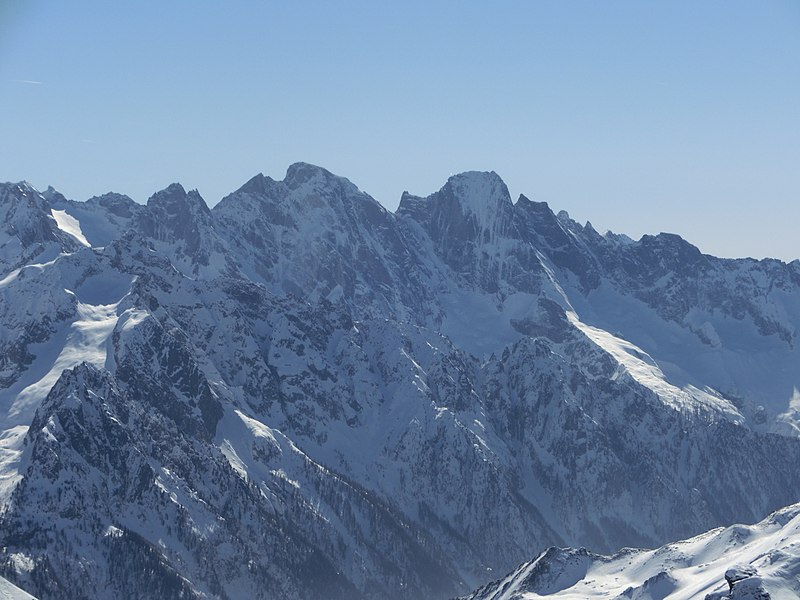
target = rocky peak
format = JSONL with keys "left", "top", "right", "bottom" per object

{"left": 514, "top": 196, "right": 572, "bottom": 250}
{"left": 137, "top": 184, "right": 225, "bottom": 273}
{"left": 397, "top": 190, "right": 427, "bottom": 221}
{"left": 146, "top": 183, "right": 211, "bottom": 219}
{"left": 398, "top": 171, "right": 546, "bottom": 294}
{"left": 284, "top": 161, "right": 337, "bottom": 189}
{"left": 28, "top": 362, "right": 117, "bottom": 434}
{"left": 87, "top": 192, "right": 140, "bottom": 219}
{"left": 631, "top": 232, "right": 709, "bottom": 278}
{"left": 0, "top": 181, "right": 83, "bottom": 275}
{"left": 0, "top": 182, "right": 61, "bottom": 246}
{"left": 213, "top": 165, "right": 426, "bottom": 318}
{"left": 221, "top": 163, "right": 390, "bottom": 237}
{"left": 279, "top": 163, "right": 389, "bottom": 229}
{"left": 443, "top": 171, "right": 512, "bottom": 219}
{"left": 399, "top": 171, "right": 515, "bottom": 244}
{"left": 512, "top": 196, "right": 603, "bottom": 290}
{"left": 234, "top": 172, "right": 273, "bottom": 196}
{"left": 220, "top": 163, "right": 382, "bottom": 226}
{"left": 41, "top": 185, "right": 68, "bottom": 206}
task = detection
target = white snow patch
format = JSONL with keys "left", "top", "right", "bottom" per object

{"left": 118, "top": 307, "right": 149, "bottom": 332}
{"left": 50, "top": 209, "right": 90, "bottom": 247}
{"left": 0, "top": 254, "right": 66, "bottom": 289}
{"left": 0, "top": 574, "right": 37, "bottom": 599}
{"left": 0, "top": 426, "right": 27, "bottom": 505}
{"left": 270, "top": 469, "right": 300, "bottom": 489}
{"left": 219, "top": 440, "right": 248, "bottom": 482}
{"left": 8, "top": 554, "right": 34, "bottom": 574}
{"left": 235, "top": 409, "right": 280, "bottom": 443}
{"left": 567, "top": 311, "right": 742, "bottom": 418}
{"left": 104, "top": 525, "right": 124, "bottom": 538}
{"left": 6, "top": 299, "right": 121, "bottom": 424}
{"left": 562, "top": 280, "right": 800, "bottom": 428}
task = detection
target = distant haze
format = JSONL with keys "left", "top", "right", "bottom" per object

{"left": 1, "top": 1, "right": 798, "bottom": 261}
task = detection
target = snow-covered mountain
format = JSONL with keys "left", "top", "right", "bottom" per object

{"left": 0, "top": 165, "right": 798, "bottom": 599}
{"left": 459, "top": 502, "right": 800, "bottom": 600}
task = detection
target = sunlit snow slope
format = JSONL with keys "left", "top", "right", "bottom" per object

{"left": 461, "top": 503, "right": 800, "bottom": 600}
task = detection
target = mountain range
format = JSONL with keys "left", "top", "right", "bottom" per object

{"left": 0, "top": 164, "right": 798, "bottom": 599}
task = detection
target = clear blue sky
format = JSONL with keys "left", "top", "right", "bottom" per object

{"left": 2, "top": 1, "right": 798, "bottom": 260}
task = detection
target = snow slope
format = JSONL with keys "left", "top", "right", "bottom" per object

{"left": 460, "top": 503, "right": 800, "bottom": 600}
{"left": 0, "top": 249, "right": 134, "bottom": 504}
{"left": 0, "top": 575, "right": 36, "bottom": 600}
{"left": 48, "top": 209, "right": 89, "bottom": 247}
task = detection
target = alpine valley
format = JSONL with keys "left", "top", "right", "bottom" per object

{"left": 0, "top": 164, "right": 798, "bottom": 599}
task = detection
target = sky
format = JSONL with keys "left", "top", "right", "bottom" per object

{"left": 1, "top": 1, "right": 798, "bottom": 261}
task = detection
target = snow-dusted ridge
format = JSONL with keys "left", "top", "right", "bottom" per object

{"left": 459, "top": 503, "right": 800, "bottom": 600}
{"left": 0, "top": 166, "right": 798, "bottom": 599}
